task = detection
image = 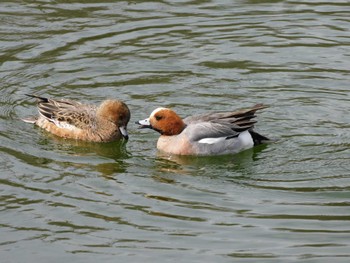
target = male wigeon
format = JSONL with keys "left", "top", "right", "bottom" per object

{"left": 136, "top": 104, "right": 269, "bottom": 156}
{"left": 23, "top": 94, "right": 130, "bottom": 142}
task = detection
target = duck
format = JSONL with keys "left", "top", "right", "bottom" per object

{"left": 23, "top": 94, "right": 130, "bottom": 142}
{"left": 136, "top": 104, "right": 269, "bottom": 156}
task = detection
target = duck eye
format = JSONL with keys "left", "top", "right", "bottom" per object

{"left": 155, "top": 115, "right": 162, "bottom": 121}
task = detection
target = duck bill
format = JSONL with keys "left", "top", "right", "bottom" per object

{"left": 136, "top": 118, "right": 152, "bottom": 129}
{"left": 119, "top": 126, "right": 129, "bottom": 140}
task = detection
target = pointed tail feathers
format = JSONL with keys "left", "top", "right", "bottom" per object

{"left": 22, "top": 116, "right": 37, "bottom": 124}
{"left": 249, "top": 130, "right": 270, "bottom": 146}
{"left": 25, "top": 94, "right": 49, "bottom": 102}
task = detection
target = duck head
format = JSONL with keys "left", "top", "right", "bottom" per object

{"left": 97, "top": 100, "right": 130, "bottom": 140}
{"left": 136, "top": 107, "right": 186, "bottom": 136}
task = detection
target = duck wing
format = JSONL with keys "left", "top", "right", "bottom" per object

{"left": 184, "top": 104, "right": 267, "bottom": 132}
{"left": 184, "top": 121, "right": 241, "bottom": 144}
{"left": 27, "top": 94, "right": 95, "bottom": 130}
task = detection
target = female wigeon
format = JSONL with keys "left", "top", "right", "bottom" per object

{"left": 136, "top": 104, "right": 269, "bottom": 156}
{"left": 23, "top": 94, "right": 130, "bottom": 142}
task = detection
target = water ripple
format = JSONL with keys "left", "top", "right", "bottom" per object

{"left": 1, "top": 0, "right": 350, "bottom": 262}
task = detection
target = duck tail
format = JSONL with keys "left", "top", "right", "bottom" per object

{"left": 25, "top": 94, "right": 49, "bottom": 102}
{"left": 249, "top": 130, "right": 270, "bottom": 145}
{"left": 21, "top": 116, "right": 37, "bottom": 124}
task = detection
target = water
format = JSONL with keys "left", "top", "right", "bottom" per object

{"left": 1, "top": 0, "right": 350, "bottom": 262}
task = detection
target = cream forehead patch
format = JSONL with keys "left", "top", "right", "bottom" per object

{"left": 150, "top": 107, "right": 168, "bottom": 118}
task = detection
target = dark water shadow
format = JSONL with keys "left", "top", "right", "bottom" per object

{"left": 153, "top": 144, "right": 270, "bottom": 177}
{"left": 36, "top": 129, "right": 130, "bottom": 158}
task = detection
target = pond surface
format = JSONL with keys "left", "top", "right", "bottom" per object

{"left": 1, "top": 1, "right": 350, "bottom": 262}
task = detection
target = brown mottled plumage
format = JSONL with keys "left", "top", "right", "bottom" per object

{"left": 23, "top": 94, "right": 130, "bottom": 142}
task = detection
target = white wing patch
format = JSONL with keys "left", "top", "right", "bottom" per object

{"left": 38, "top": 110, "right": 81, "bottom": 131}
{"left": 52, "top": 120, "right": 78, "bottom": 131}
{"left": 198, "top": 131, "right": 254, "bottom": 150}
{"left": 198, "top": 137, "right": 226, "bottom": 144}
